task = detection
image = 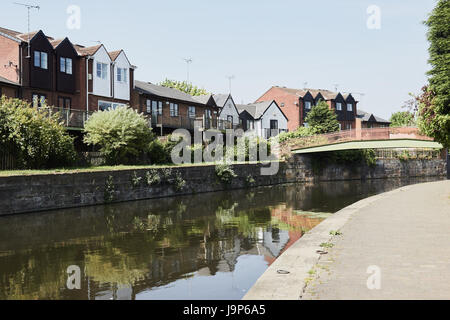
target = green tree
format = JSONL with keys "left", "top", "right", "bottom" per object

{"left": 159, "top": 79, "right": 209, "bottom": 96}
{"left": 304, "top": 100, "right": 340, "bottom": 134}
{"left": 417, "top": 0, "right": 450, "bottom": 148}
{"left": 84, "top": 106, "right": 154, "bottom": 165}
{"left": 389, "top": 111, "right": 416, "bottom": 127}
{"left": 0, "top": 96, "right": 76, "bottom": 169}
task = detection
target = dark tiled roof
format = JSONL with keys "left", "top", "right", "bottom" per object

{"left": 50, "top": 39, "right": 64, "bottom": 48}
{"left": 273, "top": 86, "right": 344, "bottom": 100}
{"left": 134, "top": 80, "right": 204, "bottom": 105}
{"left": 357, "top": 109, "right": 390, "bottom": 123}
{"left": 237, "top": 101, "right": 273, "bottom": 120}
{"left": 0, "top": 75, "right": 20, "bottom": 86}
{"left": 212, "top": 94, "right": 230, "bottom": 107}
{"left": 192, "top": 94, "right": 213, "bottom": 105}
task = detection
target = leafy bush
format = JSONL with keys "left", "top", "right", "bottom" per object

{"left": 145, "top": 169, "right": 161, "bottom": 186}
{"left": 390, "top": 111, "right": 416, "bottom": 127}
{"left": 0, "top": 96, "right": 76, "bottom": 169}
{"left": 278, "top": 127, "right": 313, "bottom": 142}
{"left": 215, "top": 163, "right": 237, "bottom": 184}
{"left": 84, "top": 106, "right": 154, "bottom": 165}
{"left": 304, "top": 101, "right": 340, "bottom": 134}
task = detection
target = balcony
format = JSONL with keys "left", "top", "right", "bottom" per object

{"left": 149, "top": 115, "right": 235, "bottom": 132}
{"left": 39, "top": 107, "right": 93, "bottom": 129}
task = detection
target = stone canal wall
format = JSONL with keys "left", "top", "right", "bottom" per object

{"left": 0, "top": 155, "right": 446, "bottom": 215}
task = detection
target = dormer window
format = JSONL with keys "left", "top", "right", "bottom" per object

{"left": 34, "top": 51, "right": 48, "bottom": 69}
{"left": 60, "top": 57, "right": 72, "bottom": 75}
{"left": 96, "top": 62, "right": 108, "bottom": 79}
{"left": 117, "top": 68, "right": 128, "bottom": 83}
{"left": 347, "top": 103, "right": 353, "bottom": 111}
{"left": 305, "top": 101, "right": 311, "bottom": 110}
{"left": 336, "top": 102, "right": 342, "bottom": 111}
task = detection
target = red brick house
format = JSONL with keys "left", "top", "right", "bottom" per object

{"left": 131, "top": 80, "right": 220, "bottom": 135}
{"left": 256, "top": 86, "right": 359, "bottom": 131}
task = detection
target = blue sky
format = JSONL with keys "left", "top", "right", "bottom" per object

{"left": 2, "top": 0, "right": 436, "bottom": 119}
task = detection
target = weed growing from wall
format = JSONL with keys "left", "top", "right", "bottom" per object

{"left": 104, "top": 175, "right": 115, "bottom": 203}
{"left": 215, "top": 164, "right": 237, "bottom": 184}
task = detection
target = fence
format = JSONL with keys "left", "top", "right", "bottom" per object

{"left": 40, "top": 107, "right": 93, "bottom": 128}
{"left": 289, "top": 127, "right": 434, "bottom": 151}
{"left": 0, "top": 149, "right": 16, "bottom": 170}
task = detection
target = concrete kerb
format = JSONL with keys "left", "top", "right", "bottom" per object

{"left": 242, "top": 185, "right": 412, "bottom": 300}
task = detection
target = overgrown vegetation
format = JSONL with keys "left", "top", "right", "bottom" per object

{"left": 0, "top": 96, "right": 77, "bottom": 169}
{"left": 84, "top": 106, "right": 155, "bottom": 165}
{"left": 158, "top": 79, "right": 210, "bottom": 96}
{"left": 215, "top": 163, "right": 237, "bottom": 184}
{"left": 390, "top": 111, "right": 416, "bottom": 127}
{"left": 417, "top": 0, "right": 450, "bottom": 148}
{"left": 104, "top": 175, "right": 115, "bottom": 202}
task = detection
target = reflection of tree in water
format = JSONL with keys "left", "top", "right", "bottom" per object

{"left": 0, "top": 177, "right": 437, "bottom": 299}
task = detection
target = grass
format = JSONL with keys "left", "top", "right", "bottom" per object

{"left": 0, "top": 160, "right": 281, "bottom": 177}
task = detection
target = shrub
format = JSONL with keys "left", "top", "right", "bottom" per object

{"left": 84, "top": 106, "right": 154, "bottom": 165}
{"left": 0, "top": 96, "right": 76, "bottom": 169}
{"left": 304, "top": 101, "right": 340, "bottom": 134}
{"left": 278, "top": 127, "right": 313, "bottom": 142}
{"left": 145, "top": 169, "right": 161, "bottom": 186}
{"left": 215, "top": 163, "right": 237, "bottom": 184}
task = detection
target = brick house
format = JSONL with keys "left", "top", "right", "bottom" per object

{"left": 0, "top": 75, "right": 20, "bottom": 98}
{"left": 256, "top": 86, "right": 359, "bottom": 131}
{"left": 132, "top": 80, "right": 220, "bottom": 135}
{"left": 0, "top": 28, "right": 85, "bottom": 114}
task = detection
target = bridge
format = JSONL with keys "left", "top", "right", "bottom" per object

{"left": 288, "top": 127, "right": 443, "bottom": 154}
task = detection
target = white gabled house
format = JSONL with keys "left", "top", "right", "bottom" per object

{"left": 237, "top": 100, "right": 288, "bottom": 139}
{"left": 110, "top": 50, "right": 132, "bottom": 101}
{"left": 213, "top": 94, "right": 240, "bottom": 126}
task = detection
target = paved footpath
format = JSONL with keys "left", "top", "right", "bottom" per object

{"left": 302, "top": 180, "right": 450, "bottom": 300}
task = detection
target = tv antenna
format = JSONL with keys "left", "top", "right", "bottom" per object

{"left": 226, "top": 75, "right": 235, "bottom": 93}
{"left": 14, "top": 2, "right": 40, "bottom": 59}
{"left": 333, "top": 83, "right": 339, "bottom": 92}
{"left": 183, "top": 57, "right": 193, "bottom": 83}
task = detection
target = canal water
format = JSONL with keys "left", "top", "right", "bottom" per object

{"left": 0, "top": 177, "right": 442, "bottom": 300}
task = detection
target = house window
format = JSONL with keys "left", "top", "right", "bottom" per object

{"left": 96, "top": 62, "right": 108, "bottom": 79}
{"left": 151, "top": 101, "right": 162, "bottom": 115}
{"left": 58, "top": 97, "right": 71, "bottom": 110}
{"left": 227, "top": 115, "right": 233, "bottom": 123}
{"left": 32, "top": 93, "right": 46, "bottom": 108}
{"left": 305, "top": 101, "right": 311, "bottom": 110}
{"left": 346, "top": 123, "right": 352, "bottom": 130}
{"left": 34, "top": 51, "right": 48, "bottom": 69}
{"left": 270, "top": 120, "right": 278, "bottom": 130}
{"left": 117, "top": 68, "right": 127, "bottom": 83}
{"left": 205, "top": 109, "right": 212, "bottom": 118}
{"left": 247, "top": 120, "right": 254, "bottom": 130}
{"left": 347, "top": 103, "right": 353, "bottom": 111}
{"left": 98, "top": 101, "right": 125, "bottom": 111}
{"left": 336, "top": 102, "right": 342, "bottom": 111}
{"left": 146, "top": 100, "right": 151, "bottom": 113}
{"left": 280, "top": 102, "right": 285, "bottom": 107}
{"left": 60, "top": 57, "right": 73, "bottom": 74}
{"left": 188, "top": 106, "right": 196, "bottom": 118}
{"left": 170, "top": 103, "right": 179, "bottom": 117}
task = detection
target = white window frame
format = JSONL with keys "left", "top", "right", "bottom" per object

{"left": 98, "top": 100, "right": 125, "bottom": 111}
{"left": 97, "top": 62, "right": 108, "bottom": 79}
{"left": 188, "top": 106, "right": 196, "bottom": 118}
{"left": 170, "top": 103, "right": 179, "bottom": 117}
{"left": 146, "top": 99, "right": 151, "bottom": 113}
{"left": 336, "top": 102, "right": 342, "bottom": 111}
{"left": 305, "top": 101, "right": 311, "bottom": 110}
{"left": 347, "top": 103, "right": 353, "bottom": 111}
{"left": 34, "top": 51, "right": 48, "bottom": 69}
{"left": 60, "top": 57, "right": 72, "bottom": 75}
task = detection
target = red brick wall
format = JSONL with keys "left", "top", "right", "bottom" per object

{"left": 0, "top": 36, "right": 20, "bottom": 83}
{"left": 256, "top": 87, "right": 299, "bottom": 132}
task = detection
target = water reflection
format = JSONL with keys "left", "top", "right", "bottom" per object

{"left": 0, "top": 177, "right": 441, "bottom": 300}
